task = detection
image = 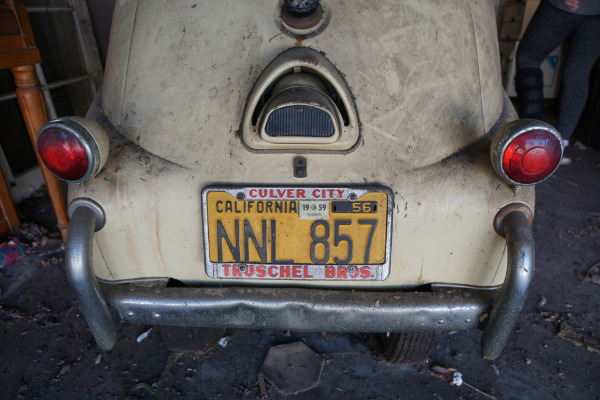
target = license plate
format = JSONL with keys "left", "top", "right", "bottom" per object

{"left": 202, "top": 186, "right": 393, "bottom": 281}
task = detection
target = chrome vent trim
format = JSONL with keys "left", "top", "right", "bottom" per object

{"left": 241, "top": 47, "right": 360, "bottom": 152}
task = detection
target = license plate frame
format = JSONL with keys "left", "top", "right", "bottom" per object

{"left": 201, "top": 185, "right": 393, "bottom": 281}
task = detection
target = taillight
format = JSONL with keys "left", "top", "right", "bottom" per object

{"left": 37, "top": 117, "right": 109, "bottom": 183}
{"left": 38, "top": 127, "right": 89, "bottom": 181}
{"left": 491, "top": 119, "right": 563, "bottom": 185}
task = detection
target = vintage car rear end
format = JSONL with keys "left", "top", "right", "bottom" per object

{"left": 37, "top": 0, "right": 563, "bottom": 360}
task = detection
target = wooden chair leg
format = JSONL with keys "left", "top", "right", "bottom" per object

{"left": 11, "top": 65, "right": 69, "bottom": 242}
{"left": 0, "top": 166, "right": 20, "bottom": 236}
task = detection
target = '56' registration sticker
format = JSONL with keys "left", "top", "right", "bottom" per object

{"left": 201, "top": 186, "right": 393, "bottom": 281}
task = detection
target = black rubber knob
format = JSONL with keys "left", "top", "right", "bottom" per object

{"left": 284, "top": 0, "right": 319, "bottom": 18}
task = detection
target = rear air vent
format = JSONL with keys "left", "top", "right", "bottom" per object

{"left": 265, "top": 106, "right": 334, "bottom": 137}
{"left": 241, "top": 47, "right": 359, "bottom": 151}
{"left": 250, "top": 70, "right": 350, "bottom": 128}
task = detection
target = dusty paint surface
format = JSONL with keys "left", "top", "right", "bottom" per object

{"left": 74, "top": 95, "right": 533, "bottom": 287}
{"left": 103, "top": 0, "right": 503, "bottom": 169}
{"left": 75, "top": 0, "right": 532, "bottom": 287}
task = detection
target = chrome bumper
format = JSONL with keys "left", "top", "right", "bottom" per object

{"left": 66, "top": 198, "right": 534, "bottom": 359}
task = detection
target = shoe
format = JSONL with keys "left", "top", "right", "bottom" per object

{"left": 574, "top": 141, "right": 587, "bottom": 150}
{"left": 560, "top": 157, "right": 571, "bottom": 166}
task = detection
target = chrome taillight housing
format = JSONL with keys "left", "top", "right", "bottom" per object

{"left": 490, "top": 119, "right": 563, "bottom": 185}
{"left": 37, "top": 117, "right": 109, "bottom": 183}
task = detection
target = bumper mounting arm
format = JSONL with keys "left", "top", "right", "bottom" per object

{"left": 65, "top": 199, "right": 116, "bottom": 351}
{"left": 481, "top": 210, "right": 534, "bottom": 359}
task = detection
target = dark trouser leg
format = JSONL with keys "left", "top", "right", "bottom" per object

{"left": 515, "top": 2, "right": 585, "bottom": 120}
{"left": 516, "top": 68, "right": 544, "bottom": 119}
{"left": 557, "top": 16, "right": 600, "bottom": 141}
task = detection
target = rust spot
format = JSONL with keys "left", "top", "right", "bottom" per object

{"left": 295, "top": 38, "right": 303, "bottom": 47}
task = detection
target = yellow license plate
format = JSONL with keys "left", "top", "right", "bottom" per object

{"left": 202, "top": 186, "right": 393, "bottom": 281}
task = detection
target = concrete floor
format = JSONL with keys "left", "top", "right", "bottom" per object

{"left": 1, "top": 144, "right": 599, "bottom": 400}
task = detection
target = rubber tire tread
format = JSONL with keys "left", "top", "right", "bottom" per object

{"left": 379, "top": 332, "right": 434, "bottom": 364}
{"left": 161, "top": 326, "right": 226, "bottom": 353}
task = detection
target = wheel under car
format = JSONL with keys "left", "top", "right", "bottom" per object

{"left": 375, "top": 332, "right": 435, "bottom": 364}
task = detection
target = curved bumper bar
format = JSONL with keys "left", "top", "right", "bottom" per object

{"left": 66, "top": 199, "right": 533, "bottom": 358}
{"left": 481, "top": 210, "right": 534, "bottom": 359}
{"left": 65, "top": 201, "right": 116, "bottom": 351}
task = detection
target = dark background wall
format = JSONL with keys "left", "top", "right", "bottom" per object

{"left": 86, "top": 0, "right": 115, "bottom": 66}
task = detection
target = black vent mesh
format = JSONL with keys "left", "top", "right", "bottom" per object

{"left": 265, "top": 105, "right": 334, "bottom": 137}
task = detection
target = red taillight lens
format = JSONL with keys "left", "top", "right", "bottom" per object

{"left": 37, "top": 127, "right": 89, "bottom": 181}
{"left": 502, "top": 130, "right": 562, "bottom": 184}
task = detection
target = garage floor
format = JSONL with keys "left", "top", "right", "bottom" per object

{"left": 1, "top": 144, "right": 599, "bottom": 400}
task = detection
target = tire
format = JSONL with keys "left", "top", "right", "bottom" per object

{"left": 161, "top": 326, "right": 226, "bottom": 353}
{"left": 376, "top": 332, "right": 434, "bottom": 364}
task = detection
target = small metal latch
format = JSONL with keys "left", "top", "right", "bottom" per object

{"left": 294, "top": 156, "right": 307, "bottom": 178}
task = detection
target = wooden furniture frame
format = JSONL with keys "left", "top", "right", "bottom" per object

{"left": 1, "top": 0, "right": 69, "bottom": 241}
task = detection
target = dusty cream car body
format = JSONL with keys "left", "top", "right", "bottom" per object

{"left": 64, "top": 0, "right": 541, "bottom": 359}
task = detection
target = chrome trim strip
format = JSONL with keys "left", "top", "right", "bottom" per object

{"left": 481, "top": 210, "right": 534, "bottom": 359}
{"left": 65, "top": 201, "right": 116, "bottom": 351}
{"left": 431, "top": 283, "right": 502, "bottom": 291}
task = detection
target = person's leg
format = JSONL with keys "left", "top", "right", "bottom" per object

{"left": 515, "top": 2, "right": 586, "bottom": 119}
{"left": 557, "top": 16, "right": 600, "bottom": 141}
